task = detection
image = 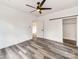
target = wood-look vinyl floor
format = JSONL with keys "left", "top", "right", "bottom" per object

{"left": 0, "top": 38, "right": 78, "bottom": 59}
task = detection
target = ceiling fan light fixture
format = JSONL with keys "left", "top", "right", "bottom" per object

{"left": 37, "top": 9, "right": 40, "bottom": 12}
{"left": 26, "top": 0, "right": 52, "bottom": 14}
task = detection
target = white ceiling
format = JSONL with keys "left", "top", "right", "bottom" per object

{"left": 0, "top": 0, "right": 78, "bottom": 16}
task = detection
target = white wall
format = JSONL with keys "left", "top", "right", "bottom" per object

{"left": 37, "top": 7, "right": 78, "bottom": 43}
{"left": 44, "top": 19, "right": 63, "bottom": 42}
{"left": 0, "top": 4, "right": 35, "bottom": 49}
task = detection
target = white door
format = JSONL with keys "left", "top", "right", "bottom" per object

{"left": 37, "top": 20, "right": 44, "bottom": 38}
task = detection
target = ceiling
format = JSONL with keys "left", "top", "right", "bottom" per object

{"left": 0, "top": 0, "right": 78, "bottom": 16}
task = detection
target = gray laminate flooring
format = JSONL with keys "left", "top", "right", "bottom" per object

{"left": 0, "top": 38, "right": 78, "bottom": 59}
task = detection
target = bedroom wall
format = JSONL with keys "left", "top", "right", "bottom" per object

{"left": 0, "top": 4, "right": 36, "bottom": 49}
{"left": 37, "top": 7, "right": 78, "bottom": 43}
{"left": 44, "top": 19, "right": 63, "bottom": 43}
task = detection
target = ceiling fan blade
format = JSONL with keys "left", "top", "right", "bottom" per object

{"left": 39, "top": 10, "right": 42, "bottom": 14}
{"left": 40, "top": 8, "right": 52, "bottom": 10}
{"left": 30, "top": 10, "right": 36, "bottom": 13}
{"left": 40, "top": 0, "right": 46, "bottom": 7}
{"left": 26, "top": 4, "right": 36, "bottom": 9}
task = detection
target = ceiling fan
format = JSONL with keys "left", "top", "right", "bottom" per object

{"left": 26, "top": 0, "right": 52, "bottom": 14}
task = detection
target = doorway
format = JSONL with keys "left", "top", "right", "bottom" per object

{"left": 63, "top": 17, "right": 77, "bottom": 47}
